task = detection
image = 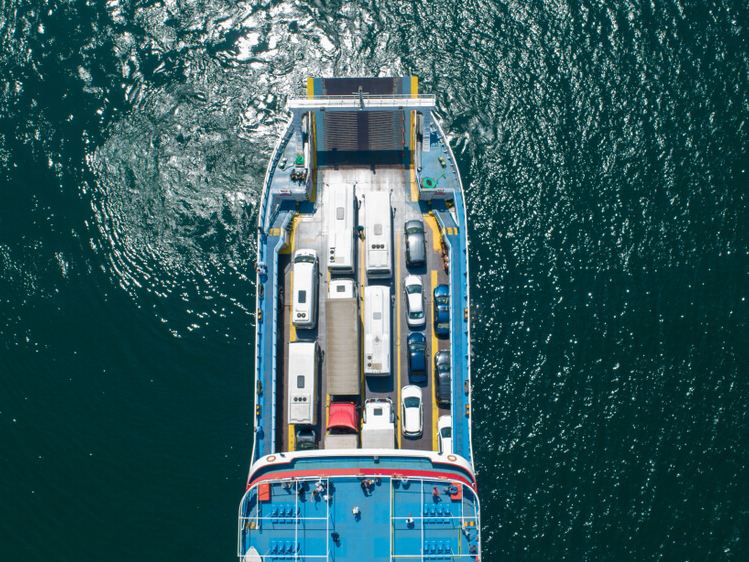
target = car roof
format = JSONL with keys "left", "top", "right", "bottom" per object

{"left": 408, "top": 331, "right": 426, "bottom": 344}
{"left": 410, "top": 349, "right": 426, "bottom": 371}
{"left": 401, "top": 385, "right": 422, "bottom": 399}
{"left": 434, "top": 284, "right": 449, "bottom": 296}
{"left": 294, "top": 248, "right": 317, "bottom": 258}
{"left": 405, "top": 274, "right": 422, "bottom": 286}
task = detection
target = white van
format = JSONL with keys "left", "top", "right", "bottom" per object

{"left": 292, "top": 249, "right": 318, "bottom": 329}
{"left": 364, "top": 191, "right": 392, "bottom": 279}
{"left": 364, "top": 285, "right": 391, "bottom": 377}
{"left": 327, "top": 184, "right": 355, "bottom": 273}
{"left": 287, "top": 341, "right": 318, "bottom": 425}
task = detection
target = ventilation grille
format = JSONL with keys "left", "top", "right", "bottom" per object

{"left": 323, "top": 111, "right": 404, "bottom": 152}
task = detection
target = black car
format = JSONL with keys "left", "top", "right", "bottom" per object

{"left": 405, "top": 219, "right": 426, "bottom": 267}
{"left": 407, "top": 332, "right": 427, "bottom": 380}
{"left": 433, "top": 284, "right": 450, "bottom": 337}
{"left": 295, "top": 427, "right": 317, "bottom": 451}
{"left": 434, "top": 350, "right": 451, "bottom": 406}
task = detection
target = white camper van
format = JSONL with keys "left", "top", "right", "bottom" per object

{"left": 287, "top": 341, "right": 318, "bottom": 425}
{"left": 364, "top": 285, "right": 391, "bottom": 377}
{"left": 364, "top": 191, "right": 392, "bottom": 279}
{"left": 327, "top": 184, "right": 355, "bottom": 273}
{"left": 292, "top": 249, "right": 318, "bottom": 329}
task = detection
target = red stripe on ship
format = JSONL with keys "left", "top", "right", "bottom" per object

{"left": 247, "top": 467, "right": 476, "bottom": 492}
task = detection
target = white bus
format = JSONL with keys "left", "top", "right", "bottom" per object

{"left": 327, "top": 184, "right": 355, "bottom": 273}
{"left": 287, "top": 341, "right": 318, "bottom": 425}
{"left": 364, "top": 191, "right": 392, "bottom": 279}
{"left": 292, "top": 249, "right": 318, "bottom": 329}
{"left": 364, "top": 285, "right": 391, "bottom": 377}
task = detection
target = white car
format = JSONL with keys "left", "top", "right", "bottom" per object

{"left": 437, "top": 415, "right": 453, "bottom": 454}
{"left": 401, "top": 385, "right": 423, "bottom": 438}
{"left": 404, "top": 275, "right": 425, "bottom": 329}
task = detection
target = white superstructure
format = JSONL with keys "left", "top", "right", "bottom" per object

{"left": 364, "top": 284, "right": 391, "bottom": 377}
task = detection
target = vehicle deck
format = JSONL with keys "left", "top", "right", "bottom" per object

{"left": 277, "top": 165, "right": 452, "bottom": 453}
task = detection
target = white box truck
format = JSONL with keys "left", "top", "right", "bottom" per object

{"left": 361, "top": 398, "right": 395, "bottom": 449}
{"left": 326, "top": 279, "right": 360, "bottom": 396}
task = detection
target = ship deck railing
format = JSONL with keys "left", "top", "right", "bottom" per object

{"left": 287, "top": 94, "right": 436, "bottom": 112}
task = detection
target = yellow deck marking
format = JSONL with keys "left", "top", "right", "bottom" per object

{"left": 307, "top": 125, "right": 317, "bottom": 203}
{"left": 286, "top": 216, "right": 300, "bottom": 451}
{"left": 306, "top": 77, "right": 317, "bottom": 202}
{"left": 431, "top": 269, "right": 439, "bottom": 452}
{"left": 410, "top": 155, "right": 419, "bottom": 202}
{"left": 288, "top": 423, "right": 295, "bottom": 451}
{"left": 409, "top": 75, "right": 419, "bottom": 201}
{"left": 424, "top": 214, "right": 442, "bottom": 252}
{"left": 325, "top": 395, "right": 330, "bottom": 433}
{"left": 409, "top": 103, "right": 418, "bottom": 201}
{"left": 395, "top": 230, "right": 403, "bottom": 449}
{"left": 359, "top": 230, "right": 366, "bottom": 404}
{"left": 288, "top": 216, "right": 299, "bottom": 341}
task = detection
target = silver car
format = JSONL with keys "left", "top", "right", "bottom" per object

{"left": 405, "top": 219, "right": 426, "bottom": 267}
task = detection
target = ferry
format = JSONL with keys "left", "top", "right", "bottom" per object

{"left": 238, "top": 77, "right": 481, "bottom": 561}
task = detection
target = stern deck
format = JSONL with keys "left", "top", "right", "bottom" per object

{"left": 240, "top": 475, "right": 480, "bottom": 561}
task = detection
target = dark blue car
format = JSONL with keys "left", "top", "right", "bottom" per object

{"left": 433, "top": 284, "right": 450, "bottom": 337}
{"left": 407, "top": 332, "right": 427, "bottom": 380}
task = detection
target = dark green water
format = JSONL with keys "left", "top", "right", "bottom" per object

{"left": 1, "top": 1, "right": 747, "bottom": 560}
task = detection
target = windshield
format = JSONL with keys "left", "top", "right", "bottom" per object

{"left": 295, "top": 254, "right": 316, "bottom": 264}
{"left": 406, "top": 284, "right": 421, "bottom": 295}
{"left": 436, "top": 296, "right": 449, "bottom": 305}
{"left": 404, "top": 397, "right": 420, "bottom": 409}
{"left": 440, "top": 426, "right": 452, "bottom": 438}
{"left": 410, "top": 310, "right": 424, "bottom": 319}
{"left": 410, "top": 341, "right": 425, "bottom": 351}
{"left": 406, "top": 225, "right": 423, "bottom": 234}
